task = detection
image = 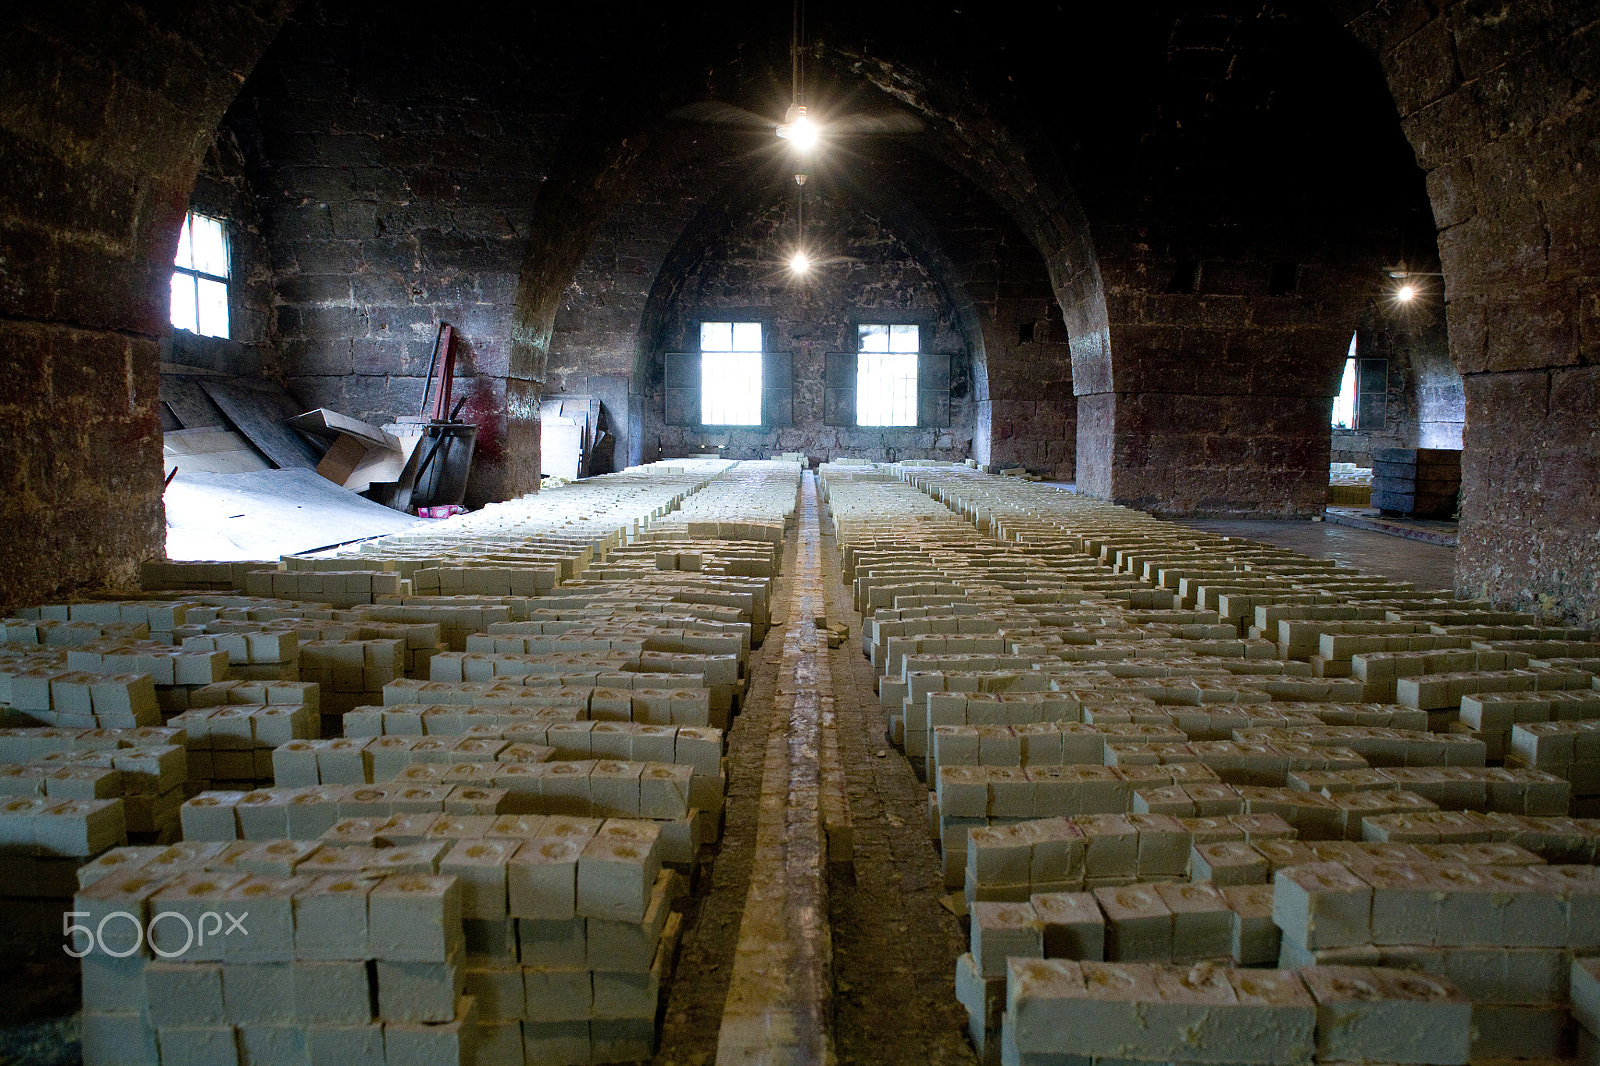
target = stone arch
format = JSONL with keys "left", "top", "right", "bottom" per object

{"left": 0, "top": 2, "right": 294, "bottom": 610}
{"left": 1328, "top": 0, "right": 1600, "bottom": 621}
{"left": 524, "top": 44, "right": 1097, "bottom": 478}
{"left": 631, "top": 163, "right": 990, "bottom": 409}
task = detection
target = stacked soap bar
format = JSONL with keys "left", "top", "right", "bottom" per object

{"left": 429, "top": 650, "right": 742, "bottom": 712}
{"left": 932, "top": 721, "right": 1192, "bottom": 773}
{"left": 58, "top": 639, "right": 232, "bottom": 715}
{"left": 450, "top": 816, "right": 684, "bottom": 1065}
{"left": 1, "top": 724, "right": 189, "bottom": 841}
{"left": 221, "top": 617, "right": 446, "bottom": 679}
{"left": 352, "top": 603, "right": 517, "bottom": 653}
{"left": 178, "top": 786, "right": 705, "bottom": 867}
{"left": 298, "top": 639, "right": 405, "bottom": 717}
{"left": 241, "top": 568, "right": 406, "bottom": 607}
{"left": 997, "top": 960, "right": 1473, "bottom": 1066}
{"left": 78, "top": 809, "right": 689, "bottom": 1066}
{"left": 382, "top": 675, "right": 723, "bottom": 727}
{"left": 410, "top": 563, "right": 561, "bottom": 596}
{"left": 178, "top": 785, "right": 500, "bottom": 844}
{"left": 11, "top": 745, "right": 181, "bottom": 833}
{"left": 1231, "top": 725, "right": 1487, "bottom": 767}
{"left": 138, "top": 560, "right": 273, "bottom": 590}
{"left": 274, "top": 733, "right": 539, "bottom": 786}
{"left": 179, "top": 629, "right": 301, "bottom": 683}
{"left": 386, "top": 756, "right": 722, "bottom": 822}
{"left": 1288, "top": 764, "right": 1571, "bottom": 815}
{"left": 75, "top": 859, "right": 473, "bottom": 1066}
{"left": 1356, "top": 808, "right": 1600, "bottom": 850}
{"left": 1455, "top": 689, "right": 1600, "bottom": 761}
{"left": 1397, "top": 667, "right": 1596, "bottom": 711}
{"left": 342, "top": 717, "right": 720, "bottom": 766}
{"left": 1096, "top": 703, "right": 1428, "bottom": 737}
{"left": 1511, "top": 719, "right": 1600, "bottom": 797}
{"left": 1275, "top": 858, "right": 1600, "bottom": 1060}
{"left": 0, "top": 794, "right": 126, "bottom": 896}
{"left": 1004, "top": 961, "right": 1311, "bottom": 1065}
{"left": 3, "top": 616, "right": 155, "bottom": 647}
{"left": 297, "top": 719, "right": 724, "bottom": 785}
{"left": 168, "top": 704, "right": 318, "bottom": 788}
{"left": 972, "top": 881, "right": 1278, "bottom": 971}
{"left": 1273, "top": 859, "right": 1600, "bottom": 956}
{"left": 188, "top": 678, "right": 323, "bottom": 732}
{"left": 0, "top": 667, "right": 162, "bottom": 729}
{"left": 418, "top": 674, "right": 721, "bottom": 727}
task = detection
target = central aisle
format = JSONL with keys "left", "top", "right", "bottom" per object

{"left": 657, "top": 470, "right": 974, "bottom": 1064}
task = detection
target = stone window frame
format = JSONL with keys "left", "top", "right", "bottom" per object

{"left": 170, "top": 210, "right": 232, "bottom": 339}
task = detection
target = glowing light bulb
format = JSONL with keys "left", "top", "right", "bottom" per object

{"left": 1396, "top": 284, "right": 1416, "bottom": 302}
{"left": 776, "top": 106, "right": 818, "bottom": 151}
{"left": 790, "top": 251, "right": 811, "bottom": 274}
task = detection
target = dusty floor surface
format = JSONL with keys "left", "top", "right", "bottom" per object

{"left": 1175, "top": 517, "right": 1457, "bottom": 592}
{"left": 820, "top": 511, "right": 978, "bottom": 1066}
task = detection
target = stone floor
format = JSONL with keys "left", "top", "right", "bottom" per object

{"left": 1173, "top": 517, "right": 1457, "bottom": 593}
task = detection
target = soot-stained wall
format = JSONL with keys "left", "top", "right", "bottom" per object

{"left": 221, "top": 0, "right": 576, "bottom": 504}
{"left": 548, "top": 135, "right": 1077, "bottom": 477}
{"left": 1341, "top": 0, "right": 1599, "bottom": 622}
{"left": 0, "top": 1, "right": 291, "bottom": 613}
{"left": 642, "top": 184, "right": 973, "bottom": 463}
{"left": 164, "top": 127, "right": 278, "bottom": 376}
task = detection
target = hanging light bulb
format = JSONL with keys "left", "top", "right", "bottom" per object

{"left": 776, "top": 0, "right": 817, "bottom": 151}
{"left": 776, "top": 104, "right": 817, "bottom": 151}
{"left": 1395, "top": 284, "right": 1416, "bottom": 302}
{"left": 790, "top": 251, "right": 811, "bottom": 274}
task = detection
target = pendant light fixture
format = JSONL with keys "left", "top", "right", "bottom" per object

{"left": 780, "top": 0, "right": 813, "bottom": 274}
{"left": 775, "top": 0, "right": 815, "bottom": 152}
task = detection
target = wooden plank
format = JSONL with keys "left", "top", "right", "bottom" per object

{"left": 163, "top": 427, "right": 263, "bottom": 457}
{"left": 541, "top": 420, "right": 584, "bottom": 481}
{"left": 286, "top": 408, "right": 399, "bottom": 450}
{"left": 160, "top": 377, "right": 224, "bottom": 429}
{"left": 163, "top": 450, "right": 271, "bottom": 475}
{"left": 200, "top": 380, "right": 318, "bottom": 470}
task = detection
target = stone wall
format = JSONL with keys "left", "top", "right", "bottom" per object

{"left": 164, "top": 128, "right": 279, "bottom": 377}
{"left": 0, "top": 2, "right": 290, "bottom": 612}
{"left": 545, "top": 132, "right": 1076, "bottom": 476}
{"left": 640, "top": 183, "right": 974, "bottom": 463}
{"left": 1331, "top": 317, "right": 1461, "bottom": 467}
{"left": 1339, "top": 0, "right": 1600, "bottom": 622}
{"left": 1062, "top": 8, "right": 1437, "bottom": 517}
{"left": 223, "top": 0, "right": 570, "bottom": 505}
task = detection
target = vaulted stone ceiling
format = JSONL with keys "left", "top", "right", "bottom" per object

{"left": 0, "top": 0, "right": 1593, "bottom": 622}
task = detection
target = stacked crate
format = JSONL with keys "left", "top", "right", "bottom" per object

{"left": 1370, "top": 446, "right": 1461, "bottom": 518}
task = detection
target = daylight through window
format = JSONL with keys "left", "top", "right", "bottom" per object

{"left": 857, "top": 324, "right": 918, "bottom": 426}
{"left": 701, "top": 321, "right": 763, "bottom": 425}
{"left": 1331, "top": 331, "right": 1358, "bottom": 430}
{"left": 170, "top": 212, "right": 230, "bottom": 339}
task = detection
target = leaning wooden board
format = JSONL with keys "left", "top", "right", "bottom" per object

{"left": 200, "top": 380, "right": 318, "bottom": 470}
